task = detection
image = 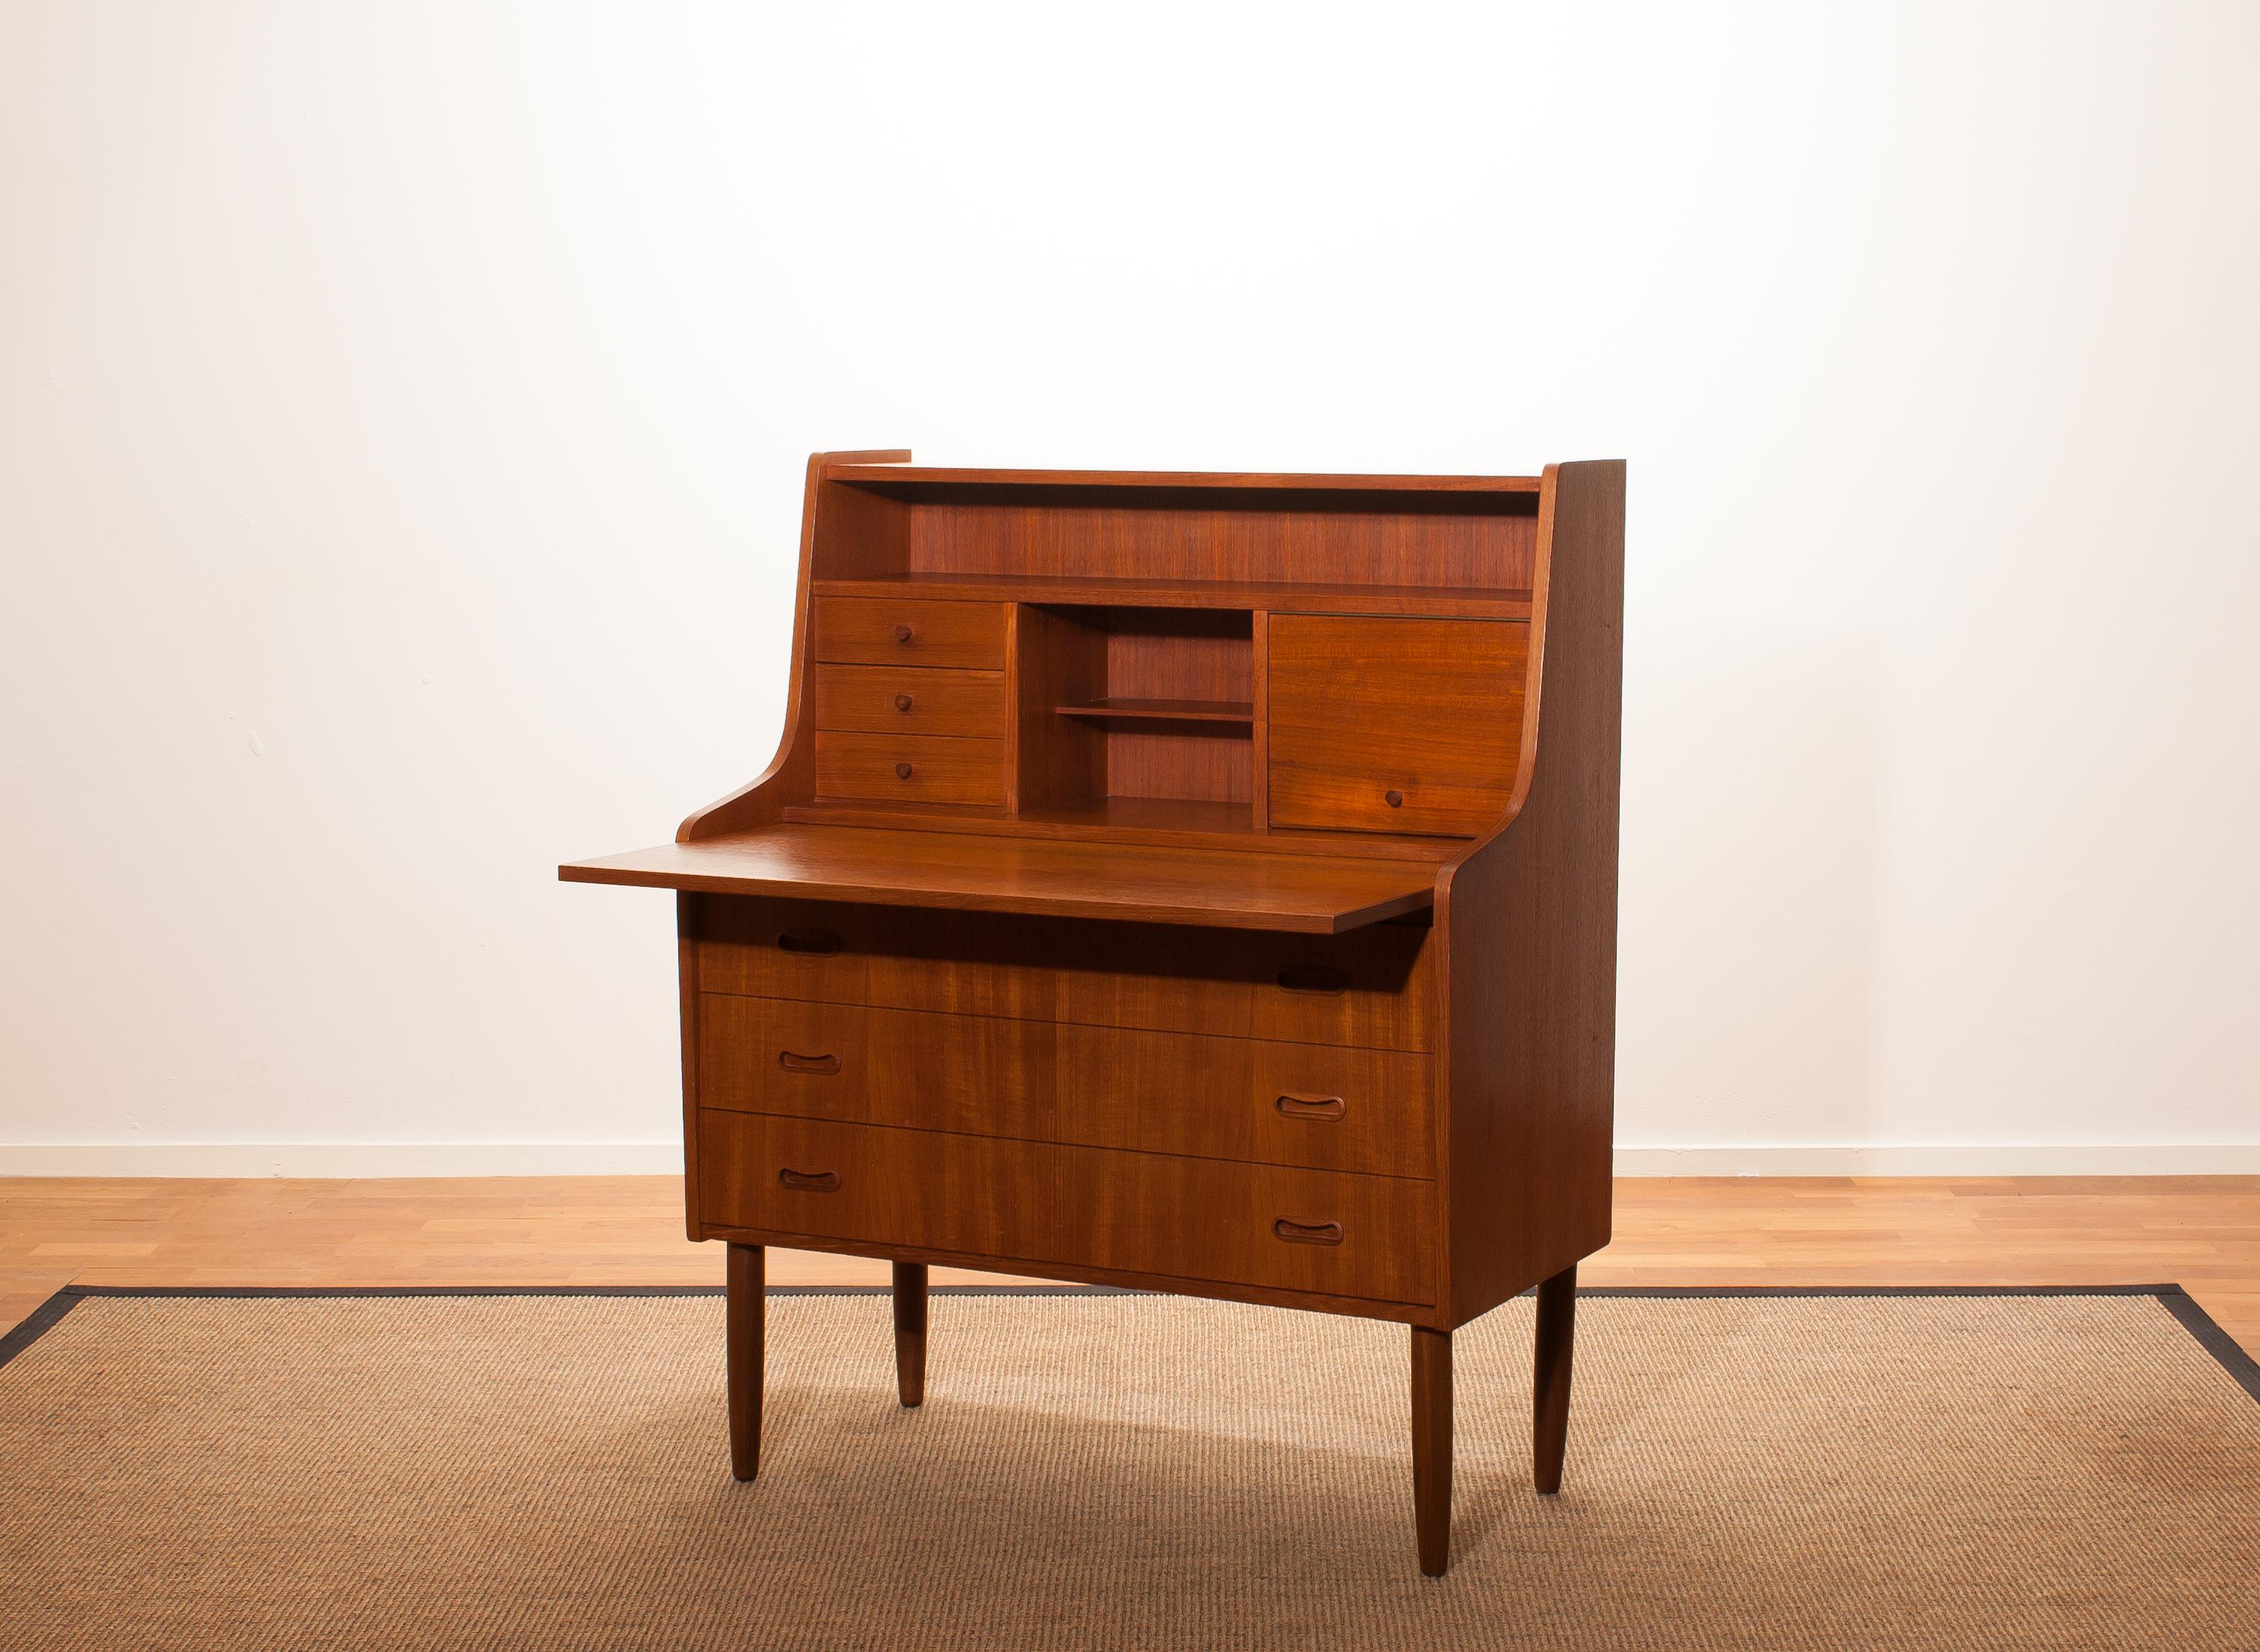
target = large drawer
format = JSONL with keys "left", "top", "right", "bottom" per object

{"left": 698, "top": 995, "right": 1434, "bottom": 1179}
{"left": 812, "top": 597, "right": 1008, "bottom": 670}
{"left": 698, "top": 1110, "right": 1437, "bottom": 1305}
{"left": 693, "top": 897, "right": 1433, "bottom": 1052}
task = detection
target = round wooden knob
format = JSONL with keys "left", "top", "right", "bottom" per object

{"left": 894, "top": 761, "right": 913, "bottom": 779}
{"left": 894, "top": 693, "right": 913, "bottom": 712}
{"left": 1384, "top": 789, "right": 1404, "bottom": 808}
{"left": 894, "top": 624, "right": 913, "bottom": 642}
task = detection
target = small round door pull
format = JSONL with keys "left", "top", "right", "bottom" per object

{"left": 1384, "top": 789, "right": 1404, "bottom": 808}
{"left": 894, "top": 624, "right": 914, "bottom": 642}
{"left": 894, "top": 693, "right": 914, "bottom": 712}
{"left": 894, "top": 761, "right": 913, "bottom": 779}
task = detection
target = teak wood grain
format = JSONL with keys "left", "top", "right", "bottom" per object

{"left": 560, "top": 450, "right": 1626, "bottom": 1573}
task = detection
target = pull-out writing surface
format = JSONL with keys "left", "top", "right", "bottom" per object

{"left": 560, "top": 823, "right": 1436, "bottom": 933}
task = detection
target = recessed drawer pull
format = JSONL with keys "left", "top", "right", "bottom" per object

{"left": 1274, "top": 965, "right": 1348, "bottom": 996}
{"left": 1275, "top": 1093, "right": 1347, "bottom": 1122}
{"left": 778, "top": 1050, "right": 841, "bottom": 1075}
{"left": 1272, "top": 1217, "right": 1344, "bottom": 1247}
{"left": 778, "top": 1167, "right": 840, "bottom": 1193}
{"left": 775, "top": 930, "right": 842, "bottom": 956}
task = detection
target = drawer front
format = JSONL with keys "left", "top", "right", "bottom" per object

{"left": 693, "top": 899, "right": 1432, "bottom": 1052}
{"left": 813, "top": 597, "right": 1007, "bottom": 670}
{"left": 814, "top": 663, "right": 1004, "bottom": 737}
{"left": 1267, "top": 615, "right": 1528, "bottom": 837}
{"left": 698, "top": 995, "right": 1434, "bottom": 1179}
{"left": 698, "top": 1110, "right": 1437, "bottom": 1305}
{"left": 815, "top": 731, "right": 1005, "bottom": 806}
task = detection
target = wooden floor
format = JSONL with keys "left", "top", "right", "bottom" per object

{"left": 4, "top": 1176, "right": 2256, "bottom": 1357}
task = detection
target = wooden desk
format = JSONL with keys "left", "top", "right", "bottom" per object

{"left": 563, "top": 452, "right": 1624, "bottom": 1575}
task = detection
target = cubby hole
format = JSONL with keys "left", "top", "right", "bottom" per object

{"left": 1015, "top": 606, "right": 1256, "bottom": 829}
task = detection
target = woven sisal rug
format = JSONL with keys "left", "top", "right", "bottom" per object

{"left": 3, "top": 1286, "right": 2256, "bottom": 1650}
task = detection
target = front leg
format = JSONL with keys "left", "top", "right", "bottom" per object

{"left": 727, "top": 1242, "right": 765, "bottom": 1480}
{"left": 892, "top": 1261, "right": 929, "bottom": 1407}
{"left": 1411, "top": 1325, "right": 1453, "bottom": 1576}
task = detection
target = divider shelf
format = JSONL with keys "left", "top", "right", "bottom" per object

{"left": 1054, "top": 698, "right": 1254, "bottom": 723}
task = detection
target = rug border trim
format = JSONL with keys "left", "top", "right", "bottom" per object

{"left": 4, "top": 1282, "right": 2255, "bottom": 1404}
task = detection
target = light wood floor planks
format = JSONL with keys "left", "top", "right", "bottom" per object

{"left": 4, "top": 1176, "right": 2256, "bottom": 1356}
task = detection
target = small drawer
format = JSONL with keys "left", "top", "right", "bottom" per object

{"left": 697, "top": 1110, "right": 1437, "bottom": 1304}
{"left": 1267, "top": 614, "right": 1527, "bottom": 837}
{"left": 813, "top": 597, "right": 1007, "bottom": 670}
{"left": 815, "top": 731, "right": 1005, "bottom": 806}
{"left": 814, "top": 663, "right": 1004, "bottom": 737}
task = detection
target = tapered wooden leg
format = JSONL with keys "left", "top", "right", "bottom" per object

{"left": 1411, "top": 1325, "right": 1453, "bottom": 1576}
{"left": 1533, "top": 1262, "right": 1577, "bottom": 1494}
{"left": 727, "top": 1242, "right": 764, "bottom": 1481}
{"left": 892, "top": 1261, "right": 928, "bottom": 1408}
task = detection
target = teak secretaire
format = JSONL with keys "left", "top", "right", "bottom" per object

{"left": 563, "top": 452, "right": 1624, "bottom": 1575}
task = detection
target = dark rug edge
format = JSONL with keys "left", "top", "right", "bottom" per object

{"left": 6, "top": 1281, "right": 2256, "bottom": 1404}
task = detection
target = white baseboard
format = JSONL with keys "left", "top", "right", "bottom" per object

{"left": 0, "top": 1143, "right": 684, "bottom": 1178}
{"left": 1, "top": 1140, "right": 2256, "bottom": 1179}
{"left": 1612, "top": 1143, "right": 2260, "bottom": 1176}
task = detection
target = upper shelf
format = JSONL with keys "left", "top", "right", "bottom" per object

{"left": 559, "top": 824, "right": 1437, "bottom": 933}
{"left": 827, "top": 464, "right": 1543, "bottom": 495}
{"left": 811, "top": 572, "right": 1532, "bottom": 620}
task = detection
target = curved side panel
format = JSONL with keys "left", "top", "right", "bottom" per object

{"left": 1430, "top": 460, "right": 1625, "bottom": 1325}
{"left": 678, "top": 449, "right": 912, "bottom": 842}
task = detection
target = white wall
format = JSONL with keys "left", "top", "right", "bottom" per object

{"left": 4, "top": 1, "right": 2256, "bottom": 1176}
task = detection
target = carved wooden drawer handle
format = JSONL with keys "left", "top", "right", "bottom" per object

{"left": 894, "top": 761, "right": 914, "bottom": 779}
{"left": 779, "top": 1168, "right": 841, "bottom": 1192}
{"left": 1275, "top": 1093, "right": 1347, "bottom": 1122}
{"left": 1273, "top": 1217, "right": 1344, "bottom": 1247}
{"left": 894, "top": 624, "right": 914, "bottom": 642}
{"left": 776, "top": 930, "right": 841, "bottom": 956}
{"left": 894, "top": 693, "right": 914, "bottom": 712}
{"left": 1275, "top": 965, "right": 1348, "bottom": 996}
{"left": 778, "top": 1050, "right": 841, "bottom": 1075}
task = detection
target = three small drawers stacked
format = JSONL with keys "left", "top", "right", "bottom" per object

{"left": 811, "top": 598, "right": 1009, "bottom": 807}
{"left": 689, "top": 896, "right": 1442, "bottom": 1307}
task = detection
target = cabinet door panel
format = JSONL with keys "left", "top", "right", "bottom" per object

{"left": 1267, "top": 615, "right": 1526, "bottom": 837}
